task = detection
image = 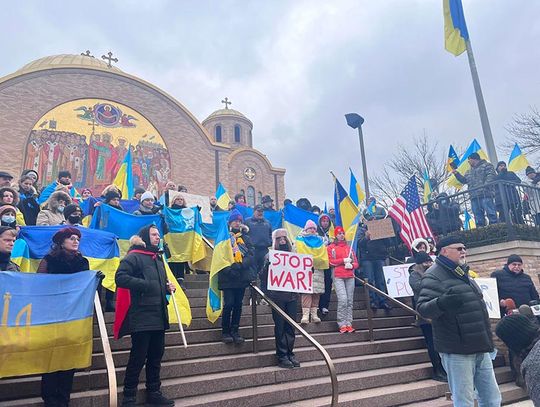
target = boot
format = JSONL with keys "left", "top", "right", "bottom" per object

{"left": 310, "top": 308, "right": 321, "bottom": 323}
{"left": 221, "top": 326, "right": 233, "bottom": 344}
{"left": 231, "top": 325, "right": 245, "bottom": 344}
{"left": 300, "top": 308, "right": 310, "bottom": 324}
{"left": 432, "top": 361, "right": 448, "bottom": 382}
{"left": 121, "top": 388, "right": 137, "bottom": 407}
{"left": 146, "top": 390, "right": 175, "bottom": 406}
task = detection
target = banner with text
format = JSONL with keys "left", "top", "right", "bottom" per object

{"left": 383, "top": 263, "right": 414, "bottom": 298}
{"left": 267, "top": 250, "right": 313, "bottom": 294}
{"left": 475, "top": 278, "right": 501, "bottom": 319}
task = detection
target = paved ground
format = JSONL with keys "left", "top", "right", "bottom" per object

{"left": 507, "top": 401, "right": 533, "bottom": 407}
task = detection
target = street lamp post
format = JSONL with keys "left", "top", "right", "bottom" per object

{"left": 345, "top": 113, "right": 370, "bottom": 206}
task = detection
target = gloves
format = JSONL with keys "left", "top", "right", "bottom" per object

{"left": 95, "top": 271, "right": 105, "bottom": 281}
{"left": 344, "top": 257, "right": 352, "bottom": 264}
{"left": 344, "top": 263, "right": 353, "bottom": 270}
{"left": 437, "top": 288, "right": 464, "bottom": 311}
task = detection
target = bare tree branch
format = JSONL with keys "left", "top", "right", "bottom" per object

{"left": 505, "top": 106, "right": 540, "bottom": 165}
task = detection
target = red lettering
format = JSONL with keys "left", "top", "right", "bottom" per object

{"left": 270, "top": 251, "right": 281, "bottom": 266}
{"left": 283, "top": 271, "right": 295, "bottom": 290}
{"left": 289, "top": 255, "right": 300, "bottom": 268}
{"left": 303, "top": 256, "right": 313, "bottom": 271}
{"left": 269, "top": 269, "right": 285, "bottom": 288}
{"left": 297, "top": 271, "right": 307, "bottom": 290}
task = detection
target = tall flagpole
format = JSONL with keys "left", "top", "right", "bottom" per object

{"left": 465, "top": 39, "right": 498, "bottom": 163}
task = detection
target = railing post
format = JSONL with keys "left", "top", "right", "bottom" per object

{"left": 250, "top": 286, "right": 258, "bottom": 354}
{"left": 362, "top": 279, "right": 374, "bottom": 342}
{"left": 498, "top": 181, "right": 516, "bottom": 240}
{"left": 94, "top": 292, "right": 117, "bottom": 407}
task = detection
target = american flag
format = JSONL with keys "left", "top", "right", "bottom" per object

{"left": 388, "top": 176, "right": 434, "bottom": 249}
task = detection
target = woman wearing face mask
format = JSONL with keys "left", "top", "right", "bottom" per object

{"left": 18, "top": 175, "right": 41, "bottom": 225}
{"left": 63, "top": 204, "right": 84, "bottom": 226}
{"left": 0, "top": 186, "right": 26, "bottom": 226}
{"left": 36, "top": 191, "right": 72, "bottom": 226}
{"left": 0, "top": 205, "right": 18, "bottom": 229}
{"left": 37, "top": 227, "right": 90, "bottom": 407}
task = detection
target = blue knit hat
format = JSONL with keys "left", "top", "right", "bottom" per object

{"left": 228, "top": 209, "right": 243, "bottom": 223}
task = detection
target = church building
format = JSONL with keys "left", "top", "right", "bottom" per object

{"left": 0, "top": 53, "right": 286, "bottom": 207}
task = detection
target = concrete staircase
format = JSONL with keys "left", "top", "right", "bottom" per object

{"left": 0, "top": 273, "right": 529, "bottom": 406}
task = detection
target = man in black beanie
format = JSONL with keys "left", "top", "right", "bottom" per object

{"left": 417, "top": 235, "right": 501, "bottom": 406}
{"left": 491, "top": 254, "right": 539, "bottom": 316}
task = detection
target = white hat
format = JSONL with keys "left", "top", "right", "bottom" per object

{"left": 140, "top": 191, "right": 155, "bottom": 202}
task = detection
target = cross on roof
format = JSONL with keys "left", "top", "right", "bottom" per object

{"left": 81, "top": 50, "right": 94, "bottom": 58}
{"left": 101, "top": 51, "right": 118, "bottom": 68}
{"left": 221, "top": 97, "right": 232, "bottom": 109}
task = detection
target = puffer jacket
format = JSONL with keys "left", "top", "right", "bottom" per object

{"left": 36, "top": 190, "right": 71, "bottom": 226}
{"left": 454, "top": 159, "right": 497, "bottom": 198}
{"left": 491, "top": 266, "right": 539, "bottom": 308}
{"left": 328, "top": 240, "right": 358, "bottom": 279}
{"left": 115, "top": 237, "right": 170, "bottom": 334}
{"left": 218, "top": 225, "right": 256, "bottom": 290}
{"left": 244, "top": 216, "right": 272, "bottom": 249}
{"left": 416, "top": 256, "right": 494, "bottom": 354}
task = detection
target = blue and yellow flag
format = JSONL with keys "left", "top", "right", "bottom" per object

{"left": 349, "top": 168, "right": 366, "bottom": 206}
{"left": 508, "top": 143, "right": 530, "bottom": 172}
{"left": 447, "top": 145, "right": 460, "bottom": 172}
{"left": 37, "top": 182, "right": 81, "bottom": 205}
{"left": 333, "top": 175, "right": 360, "bottom": 240}
{"left": 163, "top": 206, "right": 206, "bottom": 263}
{"left": 90, "top": 204, "right": 164, "bottom": 257}
{"left": 295, "top": 234, "right": 329, "bottom": 270}
{"left": 463, "top": 209, "right": 476, "bottom": 230}
{"left": 0, "top": 271, "right": 98, "bottom": 378}
{"left": 443, "top": 0, "right": 469, "bottom": 56}
{"left": 215, "top": 183, "right": 232, "bottom": 210}
{"left": 282, "top": 203, "right": 319, "bottom": 242}
{"left": 423, "top": 169, "right": 433, "bottom": 204}
{"left": 207, "top": 218, "right": 234, "bottom": 323}
{"left": 11, "top": 225, "right": 120, "bottom": 291}
{"left": 112, "top": 148, "right": 134, "bottom": 199}
{"left": 447, "top": 139, "right": 489, "bottom": 188}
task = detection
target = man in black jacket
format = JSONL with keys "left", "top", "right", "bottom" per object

{"left": 417, "top": 236, "right": 501, "bottom": 407}
{"left": 491, "top": 254, "right": 539, "bottom": 315}
{"left": 245, "top": 205, "right": 272, "bottom": 294}
{"left": 495, "top": 161, "right": 523, "bottom": 224}
{"left": 115, "top": 225, "right": 175, "bottom": 407}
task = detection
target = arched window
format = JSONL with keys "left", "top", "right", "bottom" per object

{"left": 240, "top": 189, "right": 245, "bottom": 196}
{"left": 247, "top": 186, "right": 255, "bottom": 207}
{"left": 215, "top": 125, "right": 222, "bottom": 142}
{"left": 234, "top": 125, "right": 241, "bottom": 143}
{"left": 258, "top": 191, "right": 262, "bottom": 204}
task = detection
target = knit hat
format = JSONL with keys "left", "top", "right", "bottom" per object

{"left": 262, "top": 195, "right": 273, "bottom": 204}
{"left": 506, "top": 254, "right": 523, "bottom": 265}
{"left": 334, "top": 226, "right": 345, "bottom": 235}
{"left": 228, "top": 209, "right": 243, "bottom": 223}
{"left": 414, "top": 252, "right": 433, "bottom": 264}
{"left": 52, "top": 227, "right": 81, "bottom": 245}
{"left": 140, "top": 191, "right": 155, "bottom": 202}
{"left": 0, "top": 205, "right": 17, "bottom": 216}
{"left": 134, "top": 187, "right": 145, "bottom": 196}
{"left": 21, "top": 169, "right": 39, "bottom": 182}
{"left": 303, "top": 219, "right": 317, "bottom": 231}
{"left": 64, "top": 204, "right": 81, "bottom": 220}
{"left": 437, "top": 235, "right": 465, "bottom": 250}
{"left": 104, "top": 189, "right": 121, "bottom": 203}
{"left": 495, "top": 314, "right": 539, "bottom": 354}
{"left": 468, "top": 152, "right": 480, "bottom": 160}
{"left": 526, "top": 166, "right": 536, "bottom": 176}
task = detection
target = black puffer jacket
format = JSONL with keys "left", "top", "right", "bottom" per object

{"left": 218, "top": 225, "right": 256, "bottom": 290}
{"left": 244, "top": 216, "right": 272, "bottom": 249}
{"left": 417, "top": 256, "right": 494, "bottom": 354}
{"left": 115, "top": 237, "right": 170, "bottom": 334}
{"left": 491, "top": 266, "right": 539, "bottom": 307}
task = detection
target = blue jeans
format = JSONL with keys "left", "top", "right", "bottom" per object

{"left": 471, "top": 197, "right": 498, "bottom": 227}
{"left": 360, "top": 260, "right": 387, "bottom": 307}
{"left": 440, "top": 352, "right": 501, "bottom": 407}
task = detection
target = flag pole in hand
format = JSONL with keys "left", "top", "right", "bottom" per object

{"left": 169, "top": 282, "right": 188, "bottom": 348}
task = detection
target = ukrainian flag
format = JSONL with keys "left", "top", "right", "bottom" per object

{"left": 423, "top": 169, "right": 433, "bottom": 204}
{"left": 79, "top": 196, "right": 99, "bottom": 227}
{"left": 349, "top": 168, "right": 366, "bottom": 206}
{"left": 113, "top": 148, "right": 134, "bottom": 199}
{"left": 0, "top": 271, "right": 98, "bottom": 378}
{"left": 89, "top": 203, "right": 164, "bottom": 257}
{"left": 333, "top": 175, "right": 360, "bottom": 240}
{"left": 464, "top": 209, "right": 476, "bottom": 230}
{"left": 11, "top": 225, "right": 120, "bottom": 290}
{"left": 37, "top": 183, "right": 81, "bottom": 205}
{"left": 508, "top": 143, "right": 530, "bottom": 172}
{"left": 207, "top": 218, "right": 234, "bottom": 323}
{"left": 163, "top": 206, "right": 206, "bottom": 263}
{"left": 215, "top": 183, "right": 232, "bottom": 210}
{"left": 447, "top": 145, "right": 460, "bottom": 172}
{"left": 295, "top": 234, "right": 329, "bottom": 270}
{"left": 282, "top": 203, "right": 319, "bottom": 242}
{"left": 447, "top": 139, "right": 489, "bottom": 188}
{"left": 443, "top": 0, "right": 469, "bottom": 56}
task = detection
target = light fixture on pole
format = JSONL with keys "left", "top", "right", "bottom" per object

{"left": 345, "top": 113, "right": 370, "bottom": 205}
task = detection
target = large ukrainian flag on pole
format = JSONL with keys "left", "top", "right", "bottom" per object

{"left": 112, "top": 148, "right": 134, "bottom": 199}
{"left": 447, "top": 139, "right": 489, "bottom": 188}
{"left": 443, "top": 0, "right": 469, "bottom": 56}
{"left": 163, "top": 206, "right": 206, "bottom": 263}
{"left": 349, "top": 168, "right": 366, "bottom": 207}
{"left": 215, "top": 183, "right": 232, "bottom": 210}
{"left": 0, "top": 271, "right": 98, "bottom": 378}
{"left": 508, "top": 143, "right": 530, "bottom": 172}
{"left": 207, "top": 219, "right": 234, "bottom": 323}
{"left": 333, "top": 174, "right": 360, "bottom": 241}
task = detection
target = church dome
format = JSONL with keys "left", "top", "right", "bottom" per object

{"left": 16, "top": 53, "right": 123, "bottom": 75}
{"left": 202, "top": 107, "right": 253, "bottom": 127}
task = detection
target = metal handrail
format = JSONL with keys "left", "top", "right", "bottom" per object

{"left": 249, "top": 284, "right": 339, "bottom": 407}
{"left": 94, "top": 292, "right": 117, "bottom": 407}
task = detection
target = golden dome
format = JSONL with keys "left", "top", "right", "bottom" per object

{"left": 16, "top": 53, "right": 122, "bottom": 75}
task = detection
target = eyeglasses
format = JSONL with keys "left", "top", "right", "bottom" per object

{"left": 449, "top": 246, "right": 466, "bottom": 252}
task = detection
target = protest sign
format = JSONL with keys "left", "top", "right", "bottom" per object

{"left": 475, "top": 278, "right": 501, "bottom": 319}
{"left": 383, "top": 263, "right": 414, "bottom": 298}
{"left": 170, "top": 191, "right": 212, "bottom": 223}
{"left": 267, "top": 249, "right": 313, "bottom": 294}
{"left": 366, "top": 218, "right": 395, "bottom": 240}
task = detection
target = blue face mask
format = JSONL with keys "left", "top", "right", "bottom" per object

{"left": 1, "top": 215, "right": 15, "bottom": 224}
{"left": 58, "top": 205, "right": 65, "bottom": 213}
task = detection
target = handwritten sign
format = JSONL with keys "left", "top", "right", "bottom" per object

{"left": 169, "top": 191, "right": 212, "bottom": 223}
{"left": 475, "top": 278, "right": 501, "bottom": 319}
{"left": 267, "top": 250, "right": 313, "bottom": 294}
{"left": 383, "top": 264, "right": 414, "bottom": 298}
{"left": 366, "top": 218, "right": 395, "bottom": 240}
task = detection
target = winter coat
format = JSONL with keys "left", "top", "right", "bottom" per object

{"left": 244, "top": 216, "right": 272, "bottom": 249}
{"left": 328, "top": 240, "right": 358, "bottom": 279}
{"left": 261, "top": 254, "right": 298, "bottom": 303}
{"left": 218, "top": 226, "right": 256, "bottom": 290}
{"left": 491, "top": 266, "right": 539, "bottom": 308}
{"left": 0, "top": 252, "right": 20, "bottom": 271}
{"left": 454, "top": 159, "right": 497, "bottom": 198}
{"left": 495, "top": 170, "right": 521, "bottom": 207}
{"left": 37, "top": 252, "right": 89, "bottom": 274}
{"left": 427, "top": 194, "right": 461, "bottom": 235}
{"left": 36, "top": 190, "right": 71, "bottom": 226}
{"left": 416, "top": 256, "right": 494, "bottom": 354}
{"left": 18, "top": 189, "right": 40, "bottom": 225}
{"left": 115, "top": 240, "right": 170, "bottom": 333}
{"left": 133, "top": 205, "right": 157, "bottom": 216}
{"left": 408, "top": 263, "right": 431, "bottom": 325}
{"left": 356, "top": 225, "right": 389, "bottom": 261}
{"left": 521, "top": 340, "right": 540, "bottom": 406}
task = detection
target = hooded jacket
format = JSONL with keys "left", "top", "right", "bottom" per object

{"left": 18, "top": 185, "right": 40, "bottom": 225}
{"left": 328, "top": 240, "right": 358, "bottom": 279}
{"left": 36, "top": 190, "right": 71, "bottom": 226}
{"left": 317, "top": 213, "right": 332, "bottom": 246}
{"left": 491, "top": 266, "right": 539, "bottom": 308}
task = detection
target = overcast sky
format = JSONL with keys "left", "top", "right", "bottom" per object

{"left": 2, "top": 1, "right": 539, "bottom": 206}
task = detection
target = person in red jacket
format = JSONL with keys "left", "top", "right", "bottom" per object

{"left": 327, "top": 226, "right": 359, "bottom": 333}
